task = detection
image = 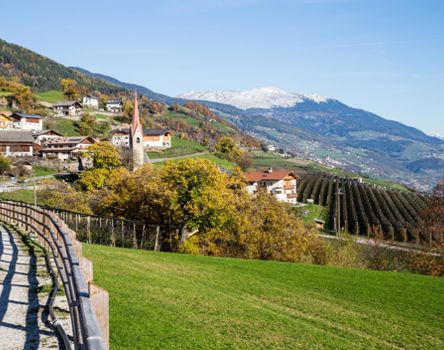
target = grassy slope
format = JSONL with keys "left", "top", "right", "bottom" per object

{"left": 294, "top": 203, "right": 329, "bottom": 223}
{"left": 35, "top": 90, "right": 65, "bottom": 103}
{"left": 147, "top": 136, "right": 207, "bottom": 159}
{"left": 0, "top": 189, "right": 35, "bottom": 203}
{"left": 84, "top": 244, "right": 443, "bottom": 350}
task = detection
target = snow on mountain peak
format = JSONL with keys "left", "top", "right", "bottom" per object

{"left": 178, "top": 87, "right": 329, "bottom": 110}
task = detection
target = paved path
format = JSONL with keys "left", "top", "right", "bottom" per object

{"left": 0, "top": 225, "right": 62, "bottom": 349}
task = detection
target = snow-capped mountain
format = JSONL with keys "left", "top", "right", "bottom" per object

{"left": 178, "top": 87, "right": 329, "bottom": 110}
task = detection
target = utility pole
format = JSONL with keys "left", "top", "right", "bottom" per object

{"left": 336, "top": 184, "right": 342, "bottom": 234}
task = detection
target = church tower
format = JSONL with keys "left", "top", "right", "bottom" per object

{"left": 130, "top": 92, "right": 144, "bottom": 171}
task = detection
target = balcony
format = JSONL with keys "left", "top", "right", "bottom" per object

{"left": 283, "top": 185, "right": 295, "bottom": 190}
{"left": 287, "top": 193, "right": 297, "bottom": 199}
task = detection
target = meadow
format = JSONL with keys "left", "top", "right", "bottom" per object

{"left": 84, "top": 244, "right": 444, "bottom": 350}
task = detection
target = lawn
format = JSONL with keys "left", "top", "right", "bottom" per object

{"left": 84, "top": 244, "right": 444, "bottom": 350}
{"left": 293, "top": 203, "right": 329, "bottom": 223}
{"left": 35, "top": 90, "right": 65, "bottom": 103}
{"left": 0, "top": 189, "right": 35, "bottom": 203}
{"left": 48, "top": 118, "right": 79, "bottom": 136}
{"left": 147, "top": 136, "right": 207, "bottom": 159}
{"left": 33, "top": 166, "right": 57, "bottom": 176}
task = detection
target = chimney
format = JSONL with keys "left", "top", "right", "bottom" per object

{"left": 267, "top": 167, "right": 273, "bottom": 173}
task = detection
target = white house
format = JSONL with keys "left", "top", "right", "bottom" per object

{"left": 82, "top": 95, "right": 99, "bottom": 109}
{"left": 111, "top": 127, "right": 172, "bottom": 149}
{"left": 105, "top": 99, "right": 123, "bottom": 113}
{"left": 110, "top": 128, "right": 130, "bottom": 147}
{"left": 143, "top": 129, "right": 172, "bottom": 148}
{"left": 53, "top": 101, "right": 83, "bottom": 117}
{"left": 32, "top": 129, "right": 63, "bottom": 145}
{"left": 40, "top": 136, "right": 95, "bottom": 161}
{"left": 245, "top": 168, "right": 298, "bottom": 204}
{"left": 10, "top": 113, "right": 43, "bottom": 131}
{"left": 0, "top": 130, "right": 35, "bottom": 157}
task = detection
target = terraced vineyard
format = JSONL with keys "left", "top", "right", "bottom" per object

{"left": 297, "top": 175, "right": 430, "bottom": 242}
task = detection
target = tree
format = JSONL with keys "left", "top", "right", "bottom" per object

{"left": 77, "top": 113, "right": 96, "bottom": 135}
{"left": 215, "top": 136, "right": 244, "bottom": 163}
{"left": 76, "top": 142, "right": 122, "bottom": 191}
{"left": 0, "top": 155, "right": 11, "bottom": 174}
{"left": 60, "top": 79, "right": 82, "bottom": 100}
{"left": 88, "top": 141, "right": 122, "bottom": 169}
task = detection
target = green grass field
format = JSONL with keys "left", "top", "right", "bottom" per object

{"left": 294, "top": 203, "right": 329, "bottom": 223}
{"left": 0, "top": 189, "right": 35, "bottom": 203}
{"left": 35, "top": 90, "right": 65, "bottom": 103}
{"left": 84, "top": 244, "right": 444, "bottom": 350}
{"left": 33, "top": 166, "right": 57, "bottom": 176}
{"left": 147, "top": 136, "right": 207, "bottom": 159}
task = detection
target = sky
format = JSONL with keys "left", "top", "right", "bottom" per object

{"left": 1, "top": 0, "right": 444, "bottom": 135}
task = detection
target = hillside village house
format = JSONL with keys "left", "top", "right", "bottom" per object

{"left": 10, "top": 113, "right": 43, "bottom": 131}
{"left": 143, "top": 129, "right": 172, "bottom": 148}
{"left": 0, "top": 130, "right": 36, "bottom": 157}
{"left": 105, "top": 99, "right": 123, "bottom": 113}
{"left": 32, "top": 129, "right": 63, "bottom": 145}
{"left": 53, "top": 101, "right": 82, "bottom": 117}
{"left": 0, "top": 112, "right": 12, "bottom": 129}
{"left": 82, "top": 95, "right": 99, "bottom": 109}
{"left": 110, "top": 127, "right": 130, "bottom": 147}
{"left": 111, "top": 127, "right": 172, "bottom": 149}
{"left": 40, "top": 136, "right": 95, "bottom": 161}
{"left": 245, "top": 168, "right": 298, "bottom": 204}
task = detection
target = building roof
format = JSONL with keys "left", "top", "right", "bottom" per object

{"left": 143, "top": 129, "right": 171, "bottom": 136}
{"left": 53, "top": 101, "right": 82, "bottom": 108}
{"left": 245, "top": 170, "right": 299, "bottom": 182}
{"left": 130, "top": 93, "right": 143, "bottom": 138}
{"left": 10, "top": 112, "right": 42, "bottom": 119}
{"left": 84, "top": 94, "right": 98, "bottom": 99}
{"left": 32, "top": 129, "right": 62, "bottom": 137}
{"left": 43, "top": 136, "right": 94, "bottom": 146}
{"left": 106, "top": 99, "right": 122, "bottom": 104}
{"left": 110, "top": 128, "right": 130, "bottom": 135}
{"left": 0, "top": 130, "right": 36, "bottom": 143}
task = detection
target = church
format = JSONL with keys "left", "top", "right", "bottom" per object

{"left": 130, "top": 93, "right": 145, "bottom": 171}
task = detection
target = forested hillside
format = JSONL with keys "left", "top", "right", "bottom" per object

{"left": 0, "top": 38, "right": 122, "bottom": 93}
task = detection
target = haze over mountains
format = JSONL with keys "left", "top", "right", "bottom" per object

{"left": 1, "top": 37, "right": 442, "bottom": 191}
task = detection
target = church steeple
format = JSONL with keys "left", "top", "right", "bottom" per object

{"left": 130, "top": 92, "right": 144, "bottom": 171}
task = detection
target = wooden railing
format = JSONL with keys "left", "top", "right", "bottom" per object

{"left": 0, "top": 201, "right": 108, "bottom": 350}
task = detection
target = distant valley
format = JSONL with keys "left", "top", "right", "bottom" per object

{"left": 180, "top": 88, "right": 444, "bottom": 191}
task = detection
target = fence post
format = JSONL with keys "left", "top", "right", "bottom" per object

{"left": 89, "top": 283, "right": 109, "bottom": 350}
{"left": 154, "top": 226, "right": 160, "bottom": 252}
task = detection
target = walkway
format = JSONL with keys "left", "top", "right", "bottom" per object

{"left": 0, "top": 225, "right": 63, "bottom": 349}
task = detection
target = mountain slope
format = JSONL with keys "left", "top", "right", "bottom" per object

{"left": 183, "top": 88, "right": 444, "bottom": 190}
{"left": 0, "top": 38, "right": 122, "bottom": 93}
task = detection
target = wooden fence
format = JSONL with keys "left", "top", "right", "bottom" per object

{"left": 0, "top": 200, "right": 108, "bottom": 350}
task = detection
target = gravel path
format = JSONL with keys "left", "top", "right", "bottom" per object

{"left": 0, "top": 224, "right": 70, "bottom": 349}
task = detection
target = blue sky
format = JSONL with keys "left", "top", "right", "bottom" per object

{"left": 2, "top": 0, "right": 444, "bottom": 134}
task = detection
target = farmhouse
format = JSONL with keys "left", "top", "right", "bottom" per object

{"left": 53, "top": 101, "right": 83, "bottom": 116}
{"left": 110, "top": 127, "right": 130, "bottom": 147}
{"left": 32, "top": 129, "right": 63, "bottom": 145}
{"left": 82, "top": 95, "right": 99, "bottom": 109}
{"left": 10, "top": 113, "right": 43, "bottom": 131}
{"left": 0, "top": 112, "right": 12, "bottom": 129}
{"left": 0, "top": 130, "right": 36, "bottom": 157}
{"left": 111, "top": 127, "right": 172, "bottom": 149}
{"left": 105, "top": 99, "right": 123, "bottom": 113}
{"left": 245, "top": 168, "right": 298, "bottom": 204}
{"left": 40, "top": 136, "right": 95, "bottom": 161}
{"left": 143, "top": 129, "right": 172, "bottom": 148}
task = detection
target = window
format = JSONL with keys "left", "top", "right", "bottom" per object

{"left": 136, "top": 137, "right": 140, "bottom": 143}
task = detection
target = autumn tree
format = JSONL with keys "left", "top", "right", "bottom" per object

{"left": 77, "top": 141, "right": 122, "bottom": 191}
{"left": 60, "top": 79, "right": 83, "bottom": 100}
{"left": 0, "top": 155, "right": 11, "bottom": 174}
{"left": 77, "top": 113, "right": 96, "bottom": 135}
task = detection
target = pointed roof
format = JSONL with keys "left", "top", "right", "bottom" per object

{"left": 130, "top": 92, "right": 143, "bottom": 137}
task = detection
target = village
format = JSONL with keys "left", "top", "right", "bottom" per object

{"left": 0, "top": 92, "right": 303, "bottom": 207}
